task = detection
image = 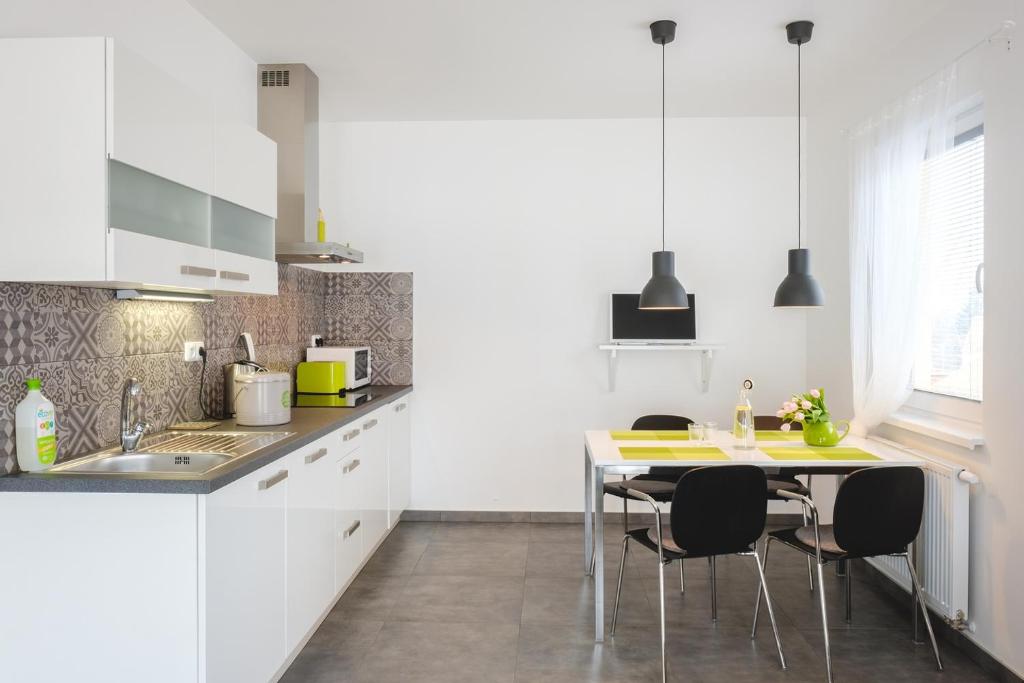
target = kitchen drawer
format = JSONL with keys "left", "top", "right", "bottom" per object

{"left": 213, "top": 248, "right": 278, "bottom": 295}
{"left": 335, "top": 450, "right": 364, "bottom": 593}
{"left": 107, "top": 228, "right": 217, "bottom": 291}
{"left": 337, "top": 422, "right": 363, "bottom": 457}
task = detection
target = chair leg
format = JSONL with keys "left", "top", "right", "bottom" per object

{"left": 816, "top": 561, "right": 834, "bottom": 683}
{"left": 904, "top": 554, "right": 943, "bottom": 671}
{"left": 679, "top": 559, "right": 685, "bottom": 594}
{"left": 845, "top": 562, "right": 853, "bottom": 623}
{"left": 709, "top": 556, "right": 718, "bottom": 622}
{"left": 801, "top": 507, "right": 815, "bottom": 591}
{"left": 751, "top": 536, "right": 773, "bottom": 638}
{"left": 622, "top": 483, "right": 630, "bottom": 535}
{"left": 610, "top": 535, "right": 629, "bottom": 635}
{"left": 751, "top": 552, "right": 787, "bottom": 669}
{"left": 658, "top": 557, "right": 668, "bottom": 683}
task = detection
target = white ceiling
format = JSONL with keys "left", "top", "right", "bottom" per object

{"left": 189, "top": 0, "right": 961, "bottom": 121}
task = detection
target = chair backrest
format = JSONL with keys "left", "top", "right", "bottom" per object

{"left": 754, "top": 415, "right": 801, "bottom": 431}
{"left": 631, "top": 415, "right": 694, "bottom": 431}
{"left": 670, "top": 465, "right": 767, "bottom": 557}
{"left": 833, "top": 467, "right": 924, "bottom": 556}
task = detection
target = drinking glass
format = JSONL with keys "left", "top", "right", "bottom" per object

{"left": 702, "top": 421, "right": 718, "bottom": 444}
{"left": 687, "top": 423, "right": 704, "bottom": 442}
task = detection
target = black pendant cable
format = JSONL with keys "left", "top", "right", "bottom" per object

{"left": 639, "top": 19, "right": 689, "bottom": 310}
{"left": 774, "top": 20, "right": 825, "bottom": 308}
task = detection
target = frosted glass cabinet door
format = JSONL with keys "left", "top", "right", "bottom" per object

{"left": 107, "top": 40, "right": 214, "bottom": 194}
{"left": 211, "top": 197, "right": 275, "bottom": 260}
{"left": 109, "top": 160, "right": 211, "bottom": 247}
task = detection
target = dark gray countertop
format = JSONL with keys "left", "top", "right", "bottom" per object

{"left": 0, "top": 385, "right": 413, "bottom": 495}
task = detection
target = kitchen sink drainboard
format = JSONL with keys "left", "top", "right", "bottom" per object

{"left": 140, "top": 431, "right": 294, "bottom": 458}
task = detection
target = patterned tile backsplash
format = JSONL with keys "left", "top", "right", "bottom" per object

{"left": 0, "top": 267, "right": 412, "bottom": 473}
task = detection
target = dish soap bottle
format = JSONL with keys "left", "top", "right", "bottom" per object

{"left": 317, "top": 208, "right": 326, "bottom": 242}
{"left": 16, "top": 377, "right": 58, "bottom": 471}
{"left": 733, "top": 378, "right": 755, "bottom": 450}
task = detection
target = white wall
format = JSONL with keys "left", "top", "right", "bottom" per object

{"left": 804, "top": 2, "right": 1024, "bottom": 675}
{"left": 319, "top": 117, "right": 808, "bottom": 512}
{"left": 2, "top": 0, "right": 255, "bottom": 125}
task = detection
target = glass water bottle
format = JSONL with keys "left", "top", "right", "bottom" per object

{"left": 733, "top": 378, "right": 756, "bottom": 449}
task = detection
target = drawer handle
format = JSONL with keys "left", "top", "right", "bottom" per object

{"left": 363, "top": 418, "right": 378, "bottom": 430}
{"left": 343, "top": 519, "right": 361, "bottom": 538}
{"left": 394, "top": 403, "right": 407, "bottom": 413}
{"left": 219, "top": 270, "right": 251, "bottom": 282}
{"left": 304, "top": 447, "right": 328, "bottom": 464}
{"left": 257, "top": 469, "right": 288, "bottom": 490}
{"left": 180, "top": 264, "right": 217, "bottom": 277}
{"left": 343, "top": 428, "right": 361, "bottom": 442}
{"left": 342, "top": 458, "right": 361, "bottom": 474}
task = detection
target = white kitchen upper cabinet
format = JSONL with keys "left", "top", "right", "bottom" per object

{"left": 202, "top": 460, "right": 289, "bottom": 683}
{"left": 107, "top": 41, "right": 214, "bottom": 194}
{"left": 388, "top": 397, "right": 412, "bottom": 527}
{"left": 107, "top": 229, "right": 218, "bottom": 291}
{"left": 213, "top": 248, "right": 279, "bottom": 295}
{"left": 286, "top": 435, "right": 337, "bottom": 653}
{"left": 214, "top": 115, "right": 277, "bottom": 218}
{"left": 359, "top": 406, "right": 390, "bottom": 551}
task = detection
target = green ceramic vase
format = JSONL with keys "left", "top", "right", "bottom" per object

{"left": 802, "top": 419, "right": 851, "bottom": 447}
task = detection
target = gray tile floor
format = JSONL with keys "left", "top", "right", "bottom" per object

{"left": 281, "top": 521, "right": 996, "bottom": 682}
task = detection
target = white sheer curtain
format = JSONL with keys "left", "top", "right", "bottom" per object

{"left": 849, "top": 65, "right": 957, "bottom": 432}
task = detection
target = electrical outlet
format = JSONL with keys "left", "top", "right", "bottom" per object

{"left": 183, "top": 341, "right": 205, "bottom": 362}
{"left": 310, "top": 335, "right": 324, "bottom": 347}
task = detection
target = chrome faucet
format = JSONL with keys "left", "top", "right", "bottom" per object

{"left": 120, "top": 377, "right": 149, "bottom": 452}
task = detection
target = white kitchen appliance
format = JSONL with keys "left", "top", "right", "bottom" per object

{"left": 233, "top": 372, "right": 291, "bottom": 426}
{"left": 305, "top": 345, "right": 371, "bottom": 389}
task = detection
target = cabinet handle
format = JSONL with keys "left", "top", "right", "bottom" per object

{"left": 304, "top": 447, "right": 328, "bottom": 464}
{"left": 343, "top": 519, "right": 361, "bottom": 538}
{"left": 342, "top": 458, "right": 361, "bottom": 474}
{"left": 343, "top": 428, "right": 361, "bottom": 442}
{"left": 394, "top": 403, "right": 407, "bottom": 413}
{"left": 257, "top": 469, "right": 288, "bottom": 490}
{"left": 219, "top": 270, "right": 251, "bottom": 282}
{"left": 363, "top": 418, "right": 378, "bottom": 430}
{"left": 180, "top": 265, "right": 217, "bottom": 277}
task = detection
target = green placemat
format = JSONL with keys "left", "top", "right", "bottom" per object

{"left": 761, "top": 447, "right": 881, "bottom": 461}
{"left": 610, "top": 430, "right": 691, "bottom": 441}
{"left": 754, "top": 430, "right": 805, "bottom": 442}
{"left": 619, "top": 446, "right": 729, "bottom": 461}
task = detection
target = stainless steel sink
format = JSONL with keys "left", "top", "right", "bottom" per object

{"left": 50, "top": 430, "right": 294, "bottom": 476}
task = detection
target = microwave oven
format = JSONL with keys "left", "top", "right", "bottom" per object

{"left": 305, "top": 346, "right": 372, "bottom": 389}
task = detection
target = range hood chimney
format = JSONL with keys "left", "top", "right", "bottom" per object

{"left": 258, "top": 63, "right": 362, "bottom": 264}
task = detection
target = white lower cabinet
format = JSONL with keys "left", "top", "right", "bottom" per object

{"left": 359, "top": 406, "right": 391, "bottom": 550}
{"left": 388, "top": 397, "right": 412, "bottom": 527}
{"left": 203, "top": 459, "right": 289, "bottom": 683}
{"left": 335, "top": 449, "right": 364, "bottom": 591}
{"left": 286, "top": 435, "right": 337, "bottom": 653}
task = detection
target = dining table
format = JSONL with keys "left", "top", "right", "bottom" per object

{"left": 582, "top": 428, "right": 924, "bottom": 641}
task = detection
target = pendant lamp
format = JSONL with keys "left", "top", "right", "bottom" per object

{"left": 774, "top": 20, "right": 825, "bottom": 308}
{"left": 639, "top": 20, "right": 689, "bottom": 310}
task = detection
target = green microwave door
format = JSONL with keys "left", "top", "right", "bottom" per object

{"left": 296, "top": 361, "right": 347, "bottom": 394}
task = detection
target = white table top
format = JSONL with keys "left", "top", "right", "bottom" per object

{"left": 584, "top": 429, "right": 922, "bottom": 471}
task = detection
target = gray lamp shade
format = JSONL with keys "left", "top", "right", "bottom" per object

{"left": 774, "top": 248, "right": 825, "bottom": 308}
{"left": 639, "top": 251, "right": 689, "bottom": 310}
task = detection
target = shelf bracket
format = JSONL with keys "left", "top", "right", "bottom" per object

{"left": 700, "top": 350, "right": 714, "bottom": 394}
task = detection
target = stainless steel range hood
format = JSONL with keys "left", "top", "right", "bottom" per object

{"left": 258, "top": 63, "right": 363, "bottom": 264}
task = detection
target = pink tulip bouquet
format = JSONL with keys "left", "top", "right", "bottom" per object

{"left": 776, "top": 388, "right": 829, "bottom": 431}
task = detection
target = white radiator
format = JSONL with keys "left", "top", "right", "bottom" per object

{"left": 864, "top": 438, "right": 977, "bottom": 629}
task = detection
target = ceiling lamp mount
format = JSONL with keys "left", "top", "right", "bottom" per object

{"left": 639, "top": 19, "right": 689, "bottom": 311}
{"left": 774, "top": 20, "right": 825, "bottom": 309}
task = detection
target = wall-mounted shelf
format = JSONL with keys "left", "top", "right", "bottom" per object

{"left": 598, "top": 343, "right": 725, "bottom": 393}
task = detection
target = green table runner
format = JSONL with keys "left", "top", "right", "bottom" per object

{"left": 754, "top": 430, "right": 805, "bottom": 442}
{"left": 610, "top": 430, "right": 691, "bottom": 441}
{"left": 761, "top": 447, "right": 881, "bottom": 461}
{"left": 619, "top": 446, "right": 729, "bottom": 461}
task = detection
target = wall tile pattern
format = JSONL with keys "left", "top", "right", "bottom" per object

{"left": 0, "top": 266, "right": 411, "bottom": 474}
{"left": 323, "top": 273, "right": 414, "bottom": 386}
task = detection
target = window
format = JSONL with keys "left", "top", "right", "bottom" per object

{"left": 913, "top": 111, "right": 984, "bottom": 402}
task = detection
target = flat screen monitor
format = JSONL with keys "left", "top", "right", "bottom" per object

{"left": 609, "top": 292, "right": 696, "bottom": 343}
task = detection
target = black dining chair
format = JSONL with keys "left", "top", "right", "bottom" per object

{"left": 755, "top": 415, "right": 816, "bottom": 591}
{"left": 611, "top": 465, "right": 787, "bottom": 683}
{"left": 598, "top": 414, "right": 695, "bottom": 590}
{"left": 752, "top": 466, "right": 942, "bottom": 683}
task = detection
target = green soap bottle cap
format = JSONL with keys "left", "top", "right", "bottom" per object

{"left": 25, "top": 378, "right": 41, "bottom": 390}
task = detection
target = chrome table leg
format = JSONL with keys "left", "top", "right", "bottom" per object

{"left": 594, "top": 466, "right": 605, "bottom": 642}
{"left": 658, "top": 557, "right": 668, "bottom": 683}
{"left": 709, "top": 556, "right": 718, "bottom": 622}
{"left": 584, "top": 448, "right": 593, "bottom": 575}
